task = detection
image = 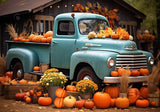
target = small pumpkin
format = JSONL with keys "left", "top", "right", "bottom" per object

{"left": 111, "top": 32, "right": 119, "bottom": 39}
{"left": 44, "top": 31, "right": 53, "bottom": 38}
{"left": 110, "top": 68, "right": 118, "bottom": 77}
{"left": 84, "top": 99, "right": 94, "bottom": 109}
{"left": 140, "top": 86, "right": 148, "bottom": 99}
{"left": 75, "top": 96, "right": 86, "bottom": 109}
{"left": 15, "top": 90, "right": 26, "bottom": 101}
{"left": 10, "top": 79, "right": 18, "bottom": 85}
{"left": 6, "top": 71, "right": 13, "bottom": 79}
{"left": 115, "top": 97, "right": 129, "bottom": 109}
{"left": 25, "top": 96, "right": 32, "bottom": 103}
{"left": 88, "top": 32, "right": 96, "bottom": 39}
{"left": 55, "top": 88, "right": 67, "bottom": 98}
{"left": 118, "top": 67, "right": 126, "bottom": 76}
{"left": 46, "top": 37, "right": 52, "bottom": 43}
{"left": 19, "top": 79, "right": 28, "bottom": 84}
{"left": 41, "top": 37, "right": 47, "bottom": 43}
{"left": 139, "top": 68, "right": 149, "bottom": 75}
{"left": 33, "top": 66, "right": 40, "bottom": 71}
{"left": 136, "top": 99, "right": 149, "bottom": 108}
{"left": 93, "top": 92, "right": 111, "bottom": 108}
{"left": 54, "top": 97, "right": 64, "bottom": 108}
{"left": 63, "top": 95, "right": 76, "bottom": 108}
{"left": 38, "top": 97, "right": 52, "bottom": 106}
{"left": 104, "top": 86, "right": 120, "bottom": 98}
{"left": 66, "top": 81, "right": 77, "bottom": 92}
{"left": 110, "top": 98, "right": 116, "bottom": 107}
{"left": 131, "top": 70, "right": 140, "bottom": 76}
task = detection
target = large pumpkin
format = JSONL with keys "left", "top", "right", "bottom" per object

{"left": 115, "top": 97, "right": 129, "bottom": 109}
{"left": 55, "top": 88, "right": 67, "bottom": 98}
{"left": 54, "top": 97, "right": 64, "bottom": 108}
{"left": 136, "top": 99, "right": 149, "bottom": 108}
{"left": 93, "top": 92, "right": 111, "bottom": 108}
{"left": 104, "top": 86, "right": 120, "bottom": 98}
{"left": 38, "top": 97, "right": 52, "bottom": 106}
{"left": 140, "top": 86, "right": 148, "bottom": 99}
{"left": 127, "top": 88, "right": 140, "bottom": 105}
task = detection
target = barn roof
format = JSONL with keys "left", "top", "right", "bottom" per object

{"left": 0, "top": 0, "right": 145, "bottom": 19}
{"left": 0, "top": 0, "right": 61, "bottom": 16}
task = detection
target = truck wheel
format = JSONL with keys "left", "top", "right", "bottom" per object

{"left": 77, "top": 66, "right": 102, "bottom": 90}
{"left": 13, "top": 62, "right": 24, "bottom": 80}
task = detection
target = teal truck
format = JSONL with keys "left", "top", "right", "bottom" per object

{"left": 6, "top": 13, "right": 154, "bottom": 85}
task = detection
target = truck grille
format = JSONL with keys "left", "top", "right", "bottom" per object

{"left": 116, "top": 55, "right": 147, "bottom": 70}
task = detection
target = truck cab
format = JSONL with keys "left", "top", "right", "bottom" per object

{"left": 6, "top": 13, "right": 154, "bottom": 85}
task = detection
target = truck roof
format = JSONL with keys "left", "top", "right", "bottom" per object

{"left": 55, "top": 12, "right": 108, "bottom": 21}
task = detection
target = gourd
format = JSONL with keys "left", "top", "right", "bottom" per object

{"left": 63, "top": 95, "right": 76, "bottom": 108}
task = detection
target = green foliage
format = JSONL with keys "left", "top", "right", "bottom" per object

{"left": 124, "top": 0, "right": 157, "bottom": 35}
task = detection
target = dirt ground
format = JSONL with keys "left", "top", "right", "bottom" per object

{"left": 0, "top": 96, "right": 159, "bottom": 112}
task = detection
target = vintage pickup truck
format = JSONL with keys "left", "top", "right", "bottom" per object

{"left": 6, "top": 13, "right": 154, "bottom": 85}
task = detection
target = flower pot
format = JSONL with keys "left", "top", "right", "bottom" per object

{"left": 48, "top": 86, "right": 59, "bottom": 103}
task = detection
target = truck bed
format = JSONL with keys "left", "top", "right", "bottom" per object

{"left": 6, "top": 40, "right": 51, "bottom": 63}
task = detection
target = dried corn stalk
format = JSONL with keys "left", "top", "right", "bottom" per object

{"left": 6, "top": 24, "right": 18, "bottom": 39}
{"left": 0, "top": 54, "right": 6, "bottom": 76}
{"left": 120, "top": 70, "right": 130, "bottom": 93}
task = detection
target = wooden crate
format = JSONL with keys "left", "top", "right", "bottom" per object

{"left": 148, "top": 91, "right": 159, "bottom": 107}
{"left": 39, "top": 63, "right": 49, "bottom": 73}
{"left": 24, "top": 73, "right": 38, "bottom": 81}
{"left": 4, "top": 84, "right": 38, "bottom": 99}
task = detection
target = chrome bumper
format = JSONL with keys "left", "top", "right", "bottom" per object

{"left": 103, "top": 76, "right": 148, "bottom": 83}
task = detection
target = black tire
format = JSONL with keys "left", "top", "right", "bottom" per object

{"left": 77, "top": 66, "right": 103, "bottom": 90}
{"left": 13, "top": 62, "right": 24, "bottom": 80}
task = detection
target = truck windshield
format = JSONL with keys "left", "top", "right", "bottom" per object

{"left": 79, "top": 19, "right": 109, "bottom": 35}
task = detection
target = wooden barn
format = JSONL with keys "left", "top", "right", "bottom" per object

{"left": 0, "top": 0, "right": 146, "bottom": 55}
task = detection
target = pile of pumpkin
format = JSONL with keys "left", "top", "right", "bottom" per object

{"left": 88, "top": 27, "right": 133, "bottom": 40}
{"left": 13, "top": 31, "right": 53, "bottom": 43}
{"left": 110, "top": 67, "right": 150, "bottom": 77}
{"left": 13, "top": 81, "right": 160, "bottom": 109}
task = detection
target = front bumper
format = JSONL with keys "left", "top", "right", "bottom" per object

{"left": 103, "top": 76, "right": 148, "bottom": 83}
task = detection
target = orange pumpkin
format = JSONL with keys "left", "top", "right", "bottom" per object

{"left": 115, "top": 97, "right": 129, "bottom": 109}
{"left": 140, "top": 86, "right": 148, "bottom": 99}
{"left": 44, "top": 31, "right": 53, "bottom": 38}
{"left": 55, "top": 88, "right": 67, "bottom": 98}
{"left": 93, "top": 92, "right": 111, "bottom": 108}
{"left": 46, "top": 37, "right": 52, "bottom": 43}
{"left": 97, "top": 33, "right": 103, "bottom": 38}
{"left": 28, "top": 34, "right": 36, "bottom": 42}
{"left": 139, "top": 68, "right": 149, "bottom": 75}
{"left": 41, "top": 37, "right": 47, "bottom": 43}
{"left": 19, "top": 79, "right": 28, "bottom": 84}
{"left": 25, "top": 96, "right": 32, "bottom": 103}
{"left": 104, "top": 86, "right": 120, "bottom": 98}
{"left": 136, "top": 99, "right": 149, "bottom": 108}
{"left": 75, "top": 97, "right": 86, "bottom": 109}
{"left": 111, "top": 32, "right": 119, "bottom": 39}
{"left": 54, "top": 97, "right": 64, "bottom": 108}
{"left": 118, "top": 67, "right": 126, "bottom": 76}
{"left": 127, "top": 88, "right": 140, "bottom": 105}
{"left": 38, "top": 97, "right": 52, "bottom": 106}
{"left": 110, "top": 98, "right": 116, "bottom": 107}
{"left": 131, "top": 70, "right": 140, "bottom": 76}
{"left": 66, "top": 82, "right": 77, "bottom": 92}
{"left": 13, "top": 37, "right": 18, "bottom": 41}
{"left": 33, "top": 66, "right": 40, "bottom": 71}
{"left": 84, "top": 99, "right": 94, "bottom": 109}
{"left": 10, "top": 79, "right": 18, "bottom": 85}
{"left": 110, "top": 71, "right": 118, "bottom": 77}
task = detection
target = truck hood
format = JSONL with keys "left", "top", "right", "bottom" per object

{"left": 79, "top": 37, "right": 141, "bottom": 54}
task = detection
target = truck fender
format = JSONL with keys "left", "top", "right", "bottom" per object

{"left": 6, "top": 48, "right": 39, "bottom": 73}
{"left": 70, "top": 50, "right": 118, "bottom": 80}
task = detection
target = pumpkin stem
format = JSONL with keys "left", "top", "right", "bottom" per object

{"left": 71, "top": 81, "right": 77, "bottom": 86}
{"left": 78, "top": 96, "right": 82, "bottom": 100}
{"left": 19, "top": 89, "right": 23, "bottom": 93}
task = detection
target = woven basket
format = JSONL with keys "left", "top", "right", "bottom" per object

{"left": 148, "top": 91, "right": 159, "bottom": 107}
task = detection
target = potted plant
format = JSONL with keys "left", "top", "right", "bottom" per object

{"left": 40, "top": 68, "right": 68, "bottom": 101}
{"left": 76, "top": 80, "right": 98, "bottom": 99}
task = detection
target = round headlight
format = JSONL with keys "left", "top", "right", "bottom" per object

{"left": 148, "top": 57, "right": 154, "bottom": 66}
{"left": 107, "top": 57, "right": 115, "bottom": 68}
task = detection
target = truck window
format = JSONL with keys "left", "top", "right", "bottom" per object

{"left": 57, "top": 21, "right": 75, "bottom": 35}
{"left": 79, "top": 19, "right": 109, "bottom": 35}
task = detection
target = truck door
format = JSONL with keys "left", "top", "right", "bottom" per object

{"left": 51, "top": 20, "right": 76, "bottom": 69}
